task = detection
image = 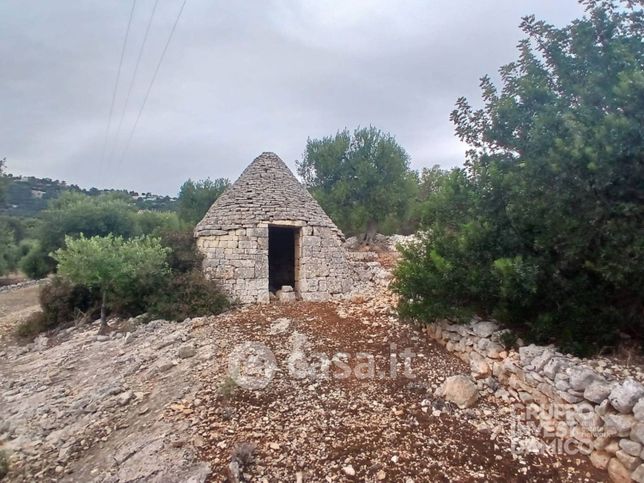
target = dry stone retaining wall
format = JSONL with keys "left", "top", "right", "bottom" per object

{"left": 425, "top": 319, "right": 644, "bottom": 483}
{"left": 0, "top": 279, "right": 45, "bottom": 294}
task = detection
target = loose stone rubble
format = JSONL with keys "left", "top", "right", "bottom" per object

{"left": 425, "top": 319, "right": 644, "bottom": 482}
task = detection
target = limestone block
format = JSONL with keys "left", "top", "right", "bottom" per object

{"left": 609, "top": 379, "right": 644, "bottom": 414}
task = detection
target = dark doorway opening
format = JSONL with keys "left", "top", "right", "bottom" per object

{"left": 268, "top": 226, "right": 299, "bottom": 293}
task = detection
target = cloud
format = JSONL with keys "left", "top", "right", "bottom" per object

{"left": 0, "top": 0, "right": 584, "bottom": 195}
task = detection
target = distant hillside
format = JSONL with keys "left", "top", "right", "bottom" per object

{"left": 1, "top": 174, "right": 178, "bottom": 217}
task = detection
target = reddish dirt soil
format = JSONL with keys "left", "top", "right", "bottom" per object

{"left": 174, "top": 297, "right": 606, "bottom": 482}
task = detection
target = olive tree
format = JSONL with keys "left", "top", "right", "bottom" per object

{"left": 53, "top": 234, "right": 169, "bottom": 332}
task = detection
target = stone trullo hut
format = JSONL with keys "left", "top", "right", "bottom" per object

{"left": 195, "top": 152, "right": 354, "bottom": 303}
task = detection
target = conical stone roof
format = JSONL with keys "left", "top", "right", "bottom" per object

{"left": 195, "top": 152, "right": 343, "bottom": 237}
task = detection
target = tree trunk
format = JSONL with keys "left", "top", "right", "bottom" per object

{"left": 361, "top": 219, "right": 378, "bottom": 245}
{"left": 99, "top": 290, "right": 108, "bottom": 334}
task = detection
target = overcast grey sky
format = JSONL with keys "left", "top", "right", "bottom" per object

{"left": 1, "top": 1, "right": 584, "bottom": 195}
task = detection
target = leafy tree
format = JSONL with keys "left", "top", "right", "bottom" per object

{"left": 297, "top": 126, "right": 417, "bottom": 241}
{"left": 177, "top": 178, "right": 229, "bottom": 225}
{"left": 395, "top": 0, "right": 643, "bottom": 355}
{"left": 53, "top": 234, "right": 169, "bottom": 332}
{"left": 0, "top": 158, "right": 19, "bottom": 275}
{"left": 0, "top": 223, "right": 18, "bottom": 276}
{"left": 37, "top": 192, "right": 138, "bottom": 264}
{"left": 25, "top": 192, "right": 181, "bottom": 277}
{"left": 136, "top": 210, "right": 184, "bottom": 236}
{"left": 0, "top": 157, "right": 7, "bottom": 205}
{"left": 0, "top": 159, "right": 16, "bottom": 276}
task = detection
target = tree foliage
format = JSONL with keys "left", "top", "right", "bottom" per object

{"left": 0, "top": 157, "right": 7, "bottom": 205}
{"left": 53, "top": 234, "right": 169, "bottom": 331}
{"left": 177, "top": 178, "right": 229, "bottom": 225}
{"left": 0, "top": 159, "right": 17, "bottom": 276}
{"left": 395, "top": 0, "right": 644, "bottom": 355}
{"left": 18, "top": 192, "right": 183, "bottom": 278}
{"left": 297, "top": 126, "right": 418, "bottom": 240}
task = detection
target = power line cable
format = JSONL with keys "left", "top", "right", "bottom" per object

{"left": 117, "top": 0, "right": 188, "bottom": 166}
{"left": 108, "top": 0, "right": 160, "bottom": 163}
{"left": 100, "top": 0, "right": 137, "bottom": 172}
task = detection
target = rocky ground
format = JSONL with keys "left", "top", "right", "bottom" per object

{"left": 0, "top": 281, "right": 608, "bottom": 482}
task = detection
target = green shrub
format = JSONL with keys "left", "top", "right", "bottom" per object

{"left": 158, "top": 229, "right": 204, "bottom": 273}
{"left": 15, "top": 277, "right": 98, "bottom": 338}
{"left": 146, "top": 270, "right": 229, "bottom": 320}
{"left": 40, "top": 276, "right": 97, "bottom": 327}
{"left": 394, "top": 1, "right": 643, "bottom": 356}
{"left": 19, "top": 242, "right": 53, "bottom": 279}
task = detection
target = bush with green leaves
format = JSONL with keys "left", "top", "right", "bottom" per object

{"left": 15, "top": 277, "right": 98, "bottom": 339}
{"left": 19, "top": 241, "right": 50, "bottom": 279}
{"left": 53, "top": 234, "right": 170, "bottom": 332}
{"left": 395, "top": 0, "right": 643, "bottom": 356}
{"left": 0, "top": 221, "right": 18, "bottom": 276}
{"left": 158, "top": 228, "right": 204, "bottom": 273}
{"left": 146, "top": 269, "right": 229, "bottom": 320}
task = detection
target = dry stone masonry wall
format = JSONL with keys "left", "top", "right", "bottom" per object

{"left": 425, "top": 319, "right": 644, "bottom": 483}
{"left": 197, "top": 223, "right": 354, "bottom": 304}
{"left": 195, "top": 152, "right": 355, "bottom": 304}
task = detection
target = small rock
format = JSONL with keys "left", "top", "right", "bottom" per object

{"left": 471, "top": 321, "right": 499, "bottom": 338}
{"left": 95, "top": 335, "right": 109, "bottom": 342}
{"left": 118, "top": 390, "right": 134, "bottom": 406}
{"left": 530, "top": 349, "right": 554, "bottom": 371}
{"left": 157, "top": 359, "right": 175, "bottom": 372}
{"left": 584, "top": 380, "right": 613, "bottom": 404}
{"left": 604, "top": 413, "right": 636, "bottom": 437}
{"left": 276, "top": 287, "right": 297, "bottom": 303}
{"left": 437, "top": 375, "right": 479, "bottom": 409}
{"left": 177, "top": 345, "right": 197, "bottom": 359}
{"left": 569, "top": 366, "right": 603, "bottom": 392}
{"left": 615, "top": 449, "right": 640, "bottom": 471}
{"left": 342, "top": 465, "right": 356, "bottom": 476}
{"left": 619, "top": 438, "right": 642, "bottom": 457}
{"left": 632, "top": 464, "right": 644, "bottom": 483}
{"left": 632, "top": 422, "right": 644, "bottom": 445}
{"left": 634, "top": 399, "right": 644, "bottom": 421}
{"left": 607, "top": 457, "right": 632, "bottom": 483}
{"left": 609, "top": 378, "right": 644, "bottom": 413}
{"left": 589, "top": 450, "right": 611, "bottom": 470}
{"left": 518, "top": 345, "right": 545, "bottom": 366}
{"left": 469, "top": 352, "right": 490, "bottom": 379}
